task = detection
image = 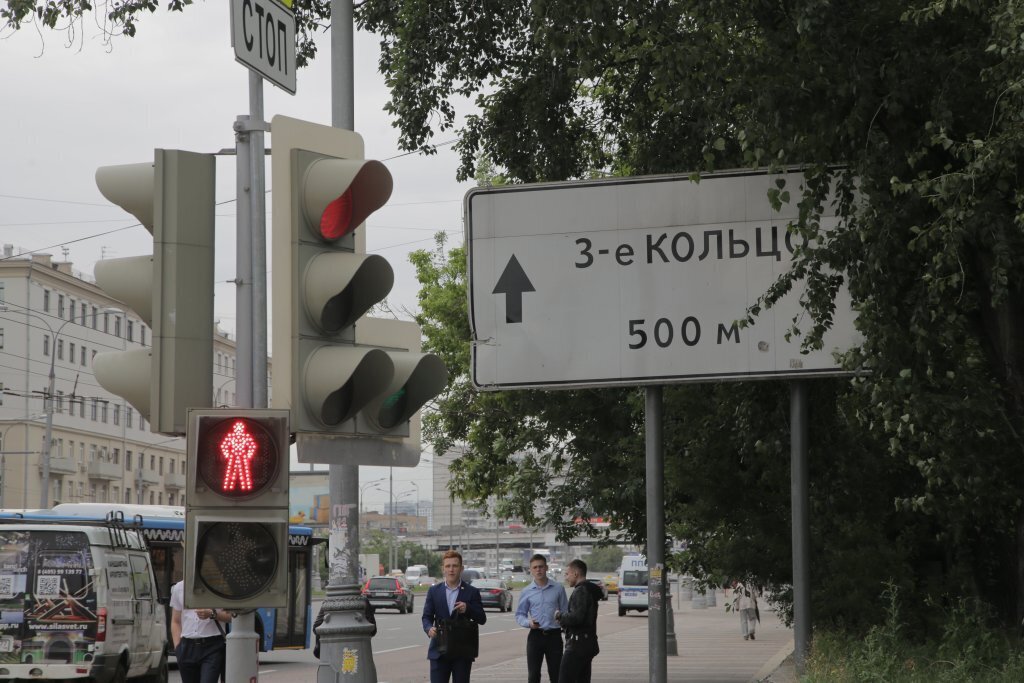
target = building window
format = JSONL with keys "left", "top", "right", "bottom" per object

{"left": 79, "top": 400, "right": 85, "bottom": 418}
{"left": 125, "top": 489, "right": 131, "bottom": 504}
{"left": 0, "top": 328, "right": 4, "bottom": 349}
{"left": 56, "top": 390, "right": 63, "bottom": 413}
{"left": 141, "top": 326, "right": 147, "bottom": 346}
{"left": 69, "top": 342, "right": 75, "bottom": 362}
{"left": 112, "top": 448, "right": 120, "bottom": 465}
{"left": 57, "top": 294, "right": 65, "bottom": 319}
{"left": 103, "top": 312, "right": 109, "bottom": 334}
{"left": 0, "top": 382, "right": 4, "bottom": 406}
{"left": 91, "top": 350, "right": 96, "bottom": 363}
{"left": 150, "top": 454, "right": 155, "bottom": 470}
{"left": 80, "top": 346, "right": 86, "bottom": 366}
{"left": 127, "top": 320, "right": 134, "bottom": 343}
{"left": 114, "top": 316, "right": 121, "bottom": 338}
{"left": 92, "top": 306, "right": 98, "bottom": 329}
{"left": 43, "top": 289, "right": 50, "bottom": 312}
{"left": 168, "top": 493, "right": 175, "bottom": 506}
{"left": 69, "top": 299, "right": 75, "bottom": 321}
{"left": 80, "top": 302, "right": 87, "bottom": 325}
{"left": 57, "top": 339, "right": 63, "bottom": 361}
{"left": 126, "top": 407, "right": 133, "bottom": 428}
{"left": 113, "top": 405, "right": 120, "bottom": 426}
{"left": 90, "top": 398, "right": 97, "bottom": 421}
{"left": 158, "top": 457, "right": 164, "bottom": 475}
{"left": 169, "top": 459, "right": 175, "bottom": 475}
{"left": 0, "top": 282, "right": 5, "bottom": 303}
{"left": 126, "top": 450, "right": 132, "bottom": 471}
{"left": 89, "top": 444, "right": 97, "bottom": 462}
{"left": 43, "top": 335, "right": 49, "bottom": 356}
{"left": 100, "top": 402, "right": 108, "bottom": 423}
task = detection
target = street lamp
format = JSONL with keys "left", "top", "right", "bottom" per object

{"left": 40, "top": 316, "right": 77, "bottom": 508}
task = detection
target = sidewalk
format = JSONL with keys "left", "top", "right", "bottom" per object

{"left": 472, "top": 590, "right": 795, "bottom": 683}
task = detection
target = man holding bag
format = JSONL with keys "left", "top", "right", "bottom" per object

{"left": 422, "top": 549, "right": 488, "bottom": 683}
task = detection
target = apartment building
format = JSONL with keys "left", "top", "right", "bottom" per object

{"left": 0, "top": 249, "right": 242, "bottom": 510}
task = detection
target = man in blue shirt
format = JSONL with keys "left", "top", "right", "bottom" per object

{"left": 515, "top": 554, "right": 569, "bottom": 683}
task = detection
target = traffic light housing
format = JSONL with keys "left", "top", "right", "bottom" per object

{"left": 92, "top": 149, "right": 215, "bottom": 435}
{"left": 270, "top": 115, "right": 447, "bottom": 440}
{"left": 184, "top": 409, "right": 290, "bottom": 609}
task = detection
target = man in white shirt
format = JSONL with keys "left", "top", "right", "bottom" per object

{"left": 170, "top": 580, "right": 233, "bottom": 683}
{"left": 515, "top": 554, "right": 569, "bottom": 683}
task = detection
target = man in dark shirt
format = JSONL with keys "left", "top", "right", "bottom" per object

{"left": 554, "top": 559, "right": 602, "bottom": 683}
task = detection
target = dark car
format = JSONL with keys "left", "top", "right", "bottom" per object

{"left": 587, "top": 578, "right": 609, "bottom": 601}
{"left": 362, "top": 576, "right": 415, "bottom": 613}
{"left": 472, "top": 578, "right": 514, "bottom": 612}
{"left": 460, "top": 568, "right": 485, "bottom": 583}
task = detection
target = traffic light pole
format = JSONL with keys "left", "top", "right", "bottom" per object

{"left": 226, "top": 69, "right": 269, "bottom": 683}
{"left": 316, "top": 2, "right": 379, "bottom": 681}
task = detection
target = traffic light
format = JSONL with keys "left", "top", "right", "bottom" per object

{"left": 270, "top": 115, "right": 447, "bottom": 440}
{"left": 92, "top": 149, "right": 215, "bottom": 435}
{"left": 184, "top": 408, "right": 290, "bottom": 609}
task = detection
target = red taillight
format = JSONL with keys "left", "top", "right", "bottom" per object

{"left": 96, "top": 607, "right": 107, "bottom": 642}
{"left": 490, "top": 589, "right": 502, "bottom": 595}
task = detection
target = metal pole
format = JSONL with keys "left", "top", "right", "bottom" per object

{"left": 225, "top": 68, "right": 267, "bottom": 683}
{"left": 319, "top": 2, "right": 377, "bottom": 681}
{"left": 39, "top": 350, "right": 55, "bottom": 508}
{"left": 645, "top": 386, "right": 669, "bottom": 683}
{"left": 791, "top": 382, "right": 811, "bottom": 672}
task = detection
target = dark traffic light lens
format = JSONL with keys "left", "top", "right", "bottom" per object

{"left": 377, "top": 387, "right": 408, "bottom": 429}
{"left": 196, "top": 522, "right": 279, "bottom": 601}
{"left": 195, "top": 418, "right": 280, "bottom": 499}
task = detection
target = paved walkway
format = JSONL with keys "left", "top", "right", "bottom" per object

{"left": 472, "top": 589, "right": 794, "bottom": 683}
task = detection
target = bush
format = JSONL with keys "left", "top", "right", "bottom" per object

{"left": 804, "top": 584, "right": 1024, "bottom": 682}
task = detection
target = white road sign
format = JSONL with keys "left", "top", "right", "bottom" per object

{"left": 230, "top": 0, "right": 296, "bottom": 95}
{"left": 466, "top": 170, "right": 859, "bottom": 391}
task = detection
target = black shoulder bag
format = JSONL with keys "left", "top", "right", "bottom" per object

{"left": 436, "top": 612, "right": 479, "bottom": 660}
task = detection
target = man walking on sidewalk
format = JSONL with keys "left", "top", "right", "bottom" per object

{"left": 516, "top": 553, "right": 569, "bottom": 683}
{"left": 731, "top": 579, "right": 760, "bottom": 641}
{"left": 555, "top": 559, "right": 602, "bottom": 683}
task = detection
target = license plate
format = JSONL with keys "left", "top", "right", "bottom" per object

{"left": 0, "top": 639, "right": 13, "bottom": 653}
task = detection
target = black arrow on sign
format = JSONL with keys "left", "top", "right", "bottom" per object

{"left": 492, "top": 254, "right": 535, "bottom": 324}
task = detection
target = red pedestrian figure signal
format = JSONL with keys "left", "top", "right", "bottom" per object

{"left": 220, "top": 420, "right": 258, "bottom": 493}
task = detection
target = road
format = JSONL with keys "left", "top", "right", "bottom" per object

{"left": 169, "top": 593, "right": 640, "bottom": 683}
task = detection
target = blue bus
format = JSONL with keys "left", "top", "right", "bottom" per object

{"left": 36, "top": 503, "right": 319, "bottom": 652}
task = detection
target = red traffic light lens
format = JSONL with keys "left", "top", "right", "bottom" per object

{"left": 320, "top": 188, "right": 354, "bottom": 240}
{"left": 196, "top": 418, "right": 280, "bottom": 499}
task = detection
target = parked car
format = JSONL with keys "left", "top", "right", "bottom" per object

{"left": 603, "top": 573, "right": 619, "bottom": 594}
{"left": 362, "top": 576, "right": 415, "bottom": 613}
{"left": 472, "top": 579, "right": 514, "bottom": 612}
{"left": 587, "top": 577, "right": 609, "bottom": 601}
{"left": 460, "top": 568, "right": 485, "bottom": 583}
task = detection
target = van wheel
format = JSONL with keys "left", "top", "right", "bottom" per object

{"left": 140, "top": 646, "right": 169, "bottom": 683}
{"left": 618, "top": 605, "right": 626, "bottom": 617}
{"left": 111, "top": 659, "right": 128, "bottom": 683}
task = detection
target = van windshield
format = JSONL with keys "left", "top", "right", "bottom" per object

{"left": 622, "top": 570, "right": 648, "bottom": 586}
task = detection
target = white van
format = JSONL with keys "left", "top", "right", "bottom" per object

{"left": 618, "top": 554, "right": 649, "bottom": 616}
{"left": 0, "top": 516, "right": 168, "bottom": 681}
{"left": 405, "top": 564, "right": 429, "bottom": 585}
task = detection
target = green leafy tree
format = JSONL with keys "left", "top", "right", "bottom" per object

{"left": 384, "top": 0, "right": 1024, "bottom": 630}
{"left": 583, "top": 546, "right": 624, "bottom": 574}
{"left": 2, "top": 0, "right": 330, "bottom": 65}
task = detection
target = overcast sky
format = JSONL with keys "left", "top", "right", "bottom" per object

{"left": 0, "top": 3, "right": 471, "bottom": 507}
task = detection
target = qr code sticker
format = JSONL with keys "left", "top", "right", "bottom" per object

{"left": 36, "top": 575, "right": 60, "bottom": 598}
{"left": 0, "top": 575, "right": 13, "bottom": 598}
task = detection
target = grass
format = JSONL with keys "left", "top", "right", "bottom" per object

{"left": 804, "top": 584, "right": 1024, "bottom": 682}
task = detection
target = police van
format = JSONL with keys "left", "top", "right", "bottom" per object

{"left": 617, "top": 554, "right": 649, "bottom": 616}
{"left": 0, "top": 513, "right": 168, "bottom": 681}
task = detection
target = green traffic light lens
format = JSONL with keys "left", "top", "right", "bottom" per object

{"left": 377, "top": 387, "right": 408, "bottom": 429}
